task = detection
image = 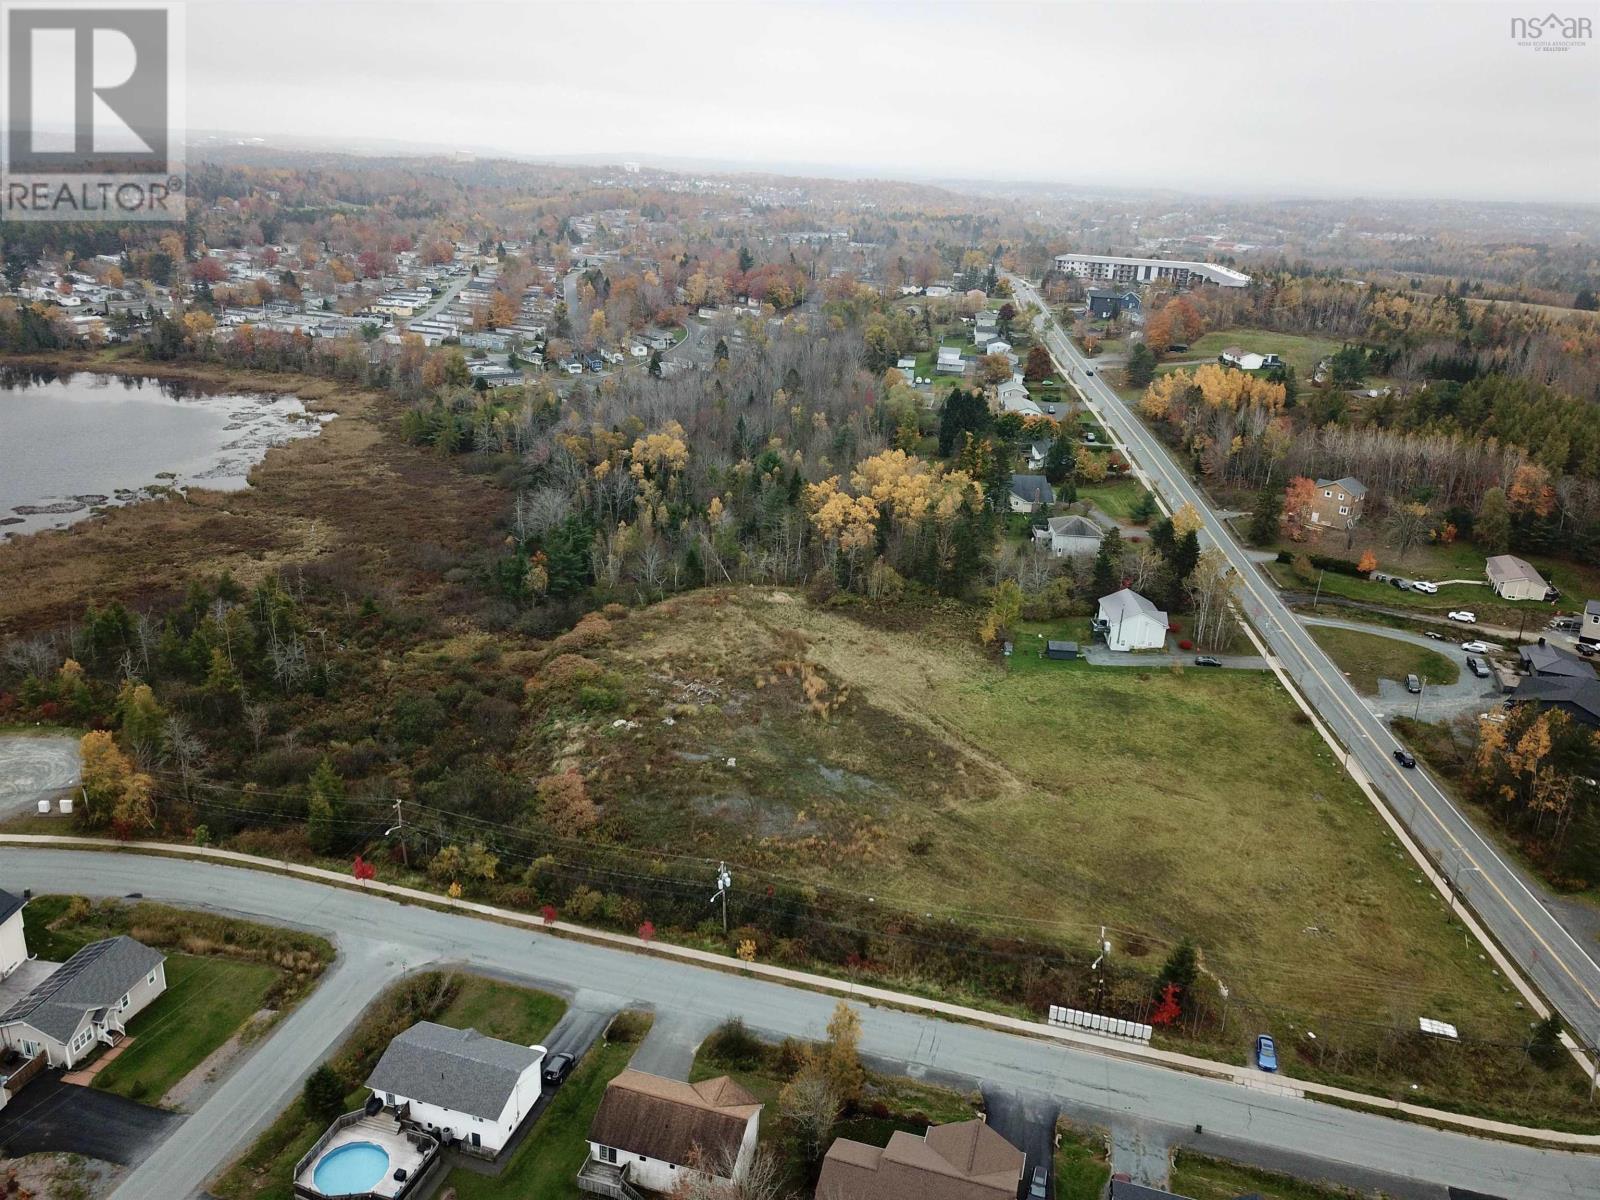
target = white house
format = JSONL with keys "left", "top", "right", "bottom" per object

{"left": 1220, "top": 347, "right": 1282, "bottom": 371}
{"left": 996, "top": 379, "right": 1040, "bottom": 417}
{"left": 0, "top": 891, "right": 26, "bottom": 981}
{"left": 0, "top": 927, "right": 167, "bottom": 1070}
{"left": 1034, "top": 514, "right": 1105, "bottom": 558}
{"left": 582, "top": 1070, "right": 760, "bottom": 1194}
{"left": 1486, "top": 555, "right": 1553, "bottom": 602}
{"left": 366, "top": 1022, "right": 544, "bottom": 1157}
{"left": 1582, "top": 599, "right": 1600, "bottom": 648}
{"left": 1096, "top": 588, "right": 1169, "bottom": 652}
{"left": 935, "top": 346, "right": 967, "bottom": 375}
{"left": 1009, "top": 474, "right": 1055, "bottom": 514}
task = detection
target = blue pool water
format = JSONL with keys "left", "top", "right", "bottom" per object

{"left": 312, "top": 1141, "right": 390, "bottom": 1195}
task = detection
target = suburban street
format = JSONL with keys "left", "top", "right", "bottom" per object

{"left": 1, "top": 848, "right": 1596, "bottom": 1200}
{"left": 1012, "top": 274, "right": 1600, "bottom": 1056}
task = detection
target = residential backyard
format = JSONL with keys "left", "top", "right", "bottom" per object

{"left": 1169, "top": 1151, "right": 1383, "bottom": 1200}
{"left": 1168, "top": 328, "right": 1344, "bottom": 378}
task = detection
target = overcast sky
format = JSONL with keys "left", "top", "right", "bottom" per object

{"left": 184, "top": 0, "right": 1600, "bottom": 203}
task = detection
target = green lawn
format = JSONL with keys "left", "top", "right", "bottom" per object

{"left": 95, "top": 954, "right": 278, "bottom": 1103}
{"left": 1170, "top": 1151, "right": 1384, "bottom": 1200}
{"left": 442, "top": 1017, "right": 646, "bottom": 1200}
{"left": 212, "top": 974, "right": 568, "bottom": 1200}
{"left": 1053, "top": 1123, "right": 1111, "bottom": 1200}
{"left": 1176, "top": 328, "right": 1344, "bottom": 378}
{"left": 1307, "top": 625, "right": 1460, "bottom": 696}
{"left": 1077, "top": 478, "right": 1153, "bottom": 521}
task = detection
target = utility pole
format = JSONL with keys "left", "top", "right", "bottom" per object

{"left": 711, "top": 862, "right": 732, "bottom": 935}
{"left": 384, "top": 798, "right": 408, "bottom": 868}
{"left": 1090, "top": 926, "right": 1111, "bottom": 1012}
{"left": 1313, "top": 569, "right": 1324, "bottom": 610}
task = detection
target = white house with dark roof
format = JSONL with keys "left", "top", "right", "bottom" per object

{"left": 1581, "top": 599, "right": 1600, "bottom": 648}
{"left": 0, "top": 930, "right": 166, "bottom": 1069}
{"left": 1486, "top": 554, "right": 1553, "bottom": 602}
{"left": 366, "top": 1021, "right": 545, "bottom": 1156}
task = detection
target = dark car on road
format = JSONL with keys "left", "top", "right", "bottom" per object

{"left": 1424, "top": 630, "right": 1444, "bottom": 641}
{"left": 1394, "top": 748, "right": 1416, "bottom": 769}
{"left": 542, "top": 1052, "right": 575, "bottom": 1086}
{"left": 1194, "top": 655, "right": 1222, "bottom": 667}
{"left": 1255, "top": 1034, "right": 1278, "bottom": 1072}
{"left": 1084, "top": 369, "right": 1095, "bottom": 376}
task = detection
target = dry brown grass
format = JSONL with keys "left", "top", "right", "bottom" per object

{"left": 0, "top": 355, "right": 507, "bottom": 636}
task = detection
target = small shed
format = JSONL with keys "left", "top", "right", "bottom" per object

{"left": 1046, "top": 640, "right": 1079, "bottom": 661}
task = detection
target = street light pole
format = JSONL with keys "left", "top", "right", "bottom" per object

{"left": 711, "top": 862, "right": 732, "bottom": 935}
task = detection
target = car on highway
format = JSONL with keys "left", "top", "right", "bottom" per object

{"left": 1195, "top": 655, "right": 1223, "bottom": 667}
{"left": 1461, "top": 640, "right": 1489, "bottom": 653}
{"left": 1255, "top": 1034, "right": 1278, "bottom": 1071}
{"left": 542, "top": 1051, "right": 576, "bottom": 1085}
{"left": 1029, "top": 1165, "right": 1048, "bottom": 1198}
{"left": 1085, "top": 368, "right": 1095, "bottom": 376}
{"left": 1448, "top": 610, "right": 1476, "bottom": 623}
{"left": 1411, "top": 581, "right": 1439, "bottom": 594}
{"left": 1406, "top": 673, "right": 1422, "bottom": 693}
{"left": 1394, "top": 748, "right": 1417, "bottom": 769}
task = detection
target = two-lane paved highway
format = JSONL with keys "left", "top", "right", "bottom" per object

{"left": 3, "top": 849, "right": 1596, "bottom": 1200}
{"left": 1012, "top": 274, "right": 1600, "bottom": 1056}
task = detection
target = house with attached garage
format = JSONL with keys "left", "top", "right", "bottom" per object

{"left": 365, "top": 1021, "right": 546, "bottom": 1157}
{"left": 1486, "top": 554, "right": 1555, "bottom": 602}
{"left": 1033, "top": 514, "right": 1105, "bottom": 558}
{"left": 580, "top": 1070, "right": 761, "bottom": 1195}
{"left": 0, "top": 912, "right": 166, "bottom": 1071}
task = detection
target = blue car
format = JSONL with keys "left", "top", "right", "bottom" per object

{"left": 1255, "top": 1034, "right": 1278, "bottom": 1072}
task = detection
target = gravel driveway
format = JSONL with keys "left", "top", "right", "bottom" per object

{"left": 0, "top": 733, "right": 81, "bottom": 818}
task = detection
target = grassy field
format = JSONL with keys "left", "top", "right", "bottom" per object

{"left": 442, "top": 1014, "right": 648, "bottom": 1200}
{"left": 94, "top": 955, "right": 278, "bottom": 1103}
{"left": 1077, "top": 478, "right": 1153, "bottom": 521}
{"left": 1169, "top": 1151, "right": 1385, "bottom": 1199}
{"left": 1308, "top": 626, "right": 1460, "bottom": 695}
{"left": 212, "top": 974, "right": 566, "bottom": 1200}
{"left": 557, "top": 590, "right": 1589, "bottom": 1122}
{"left": 1175, "top": 329, "right": 1344, "bottom": 378}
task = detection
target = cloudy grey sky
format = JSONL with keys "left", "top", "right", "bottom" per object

{"left": 184, "top": 0, "right": 1600, "bottom": 202}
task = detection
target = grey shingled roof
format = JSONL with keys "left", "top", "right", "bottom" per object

{"left": 1099, "top": 587, "right": 1166, "bottom": 623}
{"left": 366, "top": 1022, "right": 541, "bottom": 1120}
{"left": 0, "top": 888, "right": 23, "bottom": 926}
{"left": 0, "top": 936, "right": 164, "bottom": 1043}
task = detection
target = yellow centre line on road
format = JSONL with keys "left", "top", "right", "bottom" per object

{"left": 1021, "top": 283, "right": 1600, "bottom": 1021}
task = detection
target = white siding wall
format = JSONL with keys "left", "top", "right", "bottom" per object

{"left": 588, "top": 1113, "right": 758, "bottom": 1192}
{"left": 0, "top": 912, "right": 27, "bottom": 978}
{"left": 389, "top": 1058, "right": 541, "bottom": 1155}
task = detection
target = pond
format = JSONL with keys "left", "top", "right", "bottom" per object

{"left": 0, "top": 368, "right": 327, "bottom": 539}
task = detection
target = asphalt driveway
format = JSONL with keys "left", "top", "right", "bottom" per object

{"left": 0, "top": 1076, "right": 180, "bottom": 1163}
{"left": 982, "top": 1085, "right": 1059, "bottom": 1198}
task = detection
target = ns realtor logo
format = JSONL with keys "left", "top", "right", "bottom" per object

{"left": 1509, "top": 11, "right": 1593, "bottom": 51}
{"left": 1, "top": 1, "right": 186, "bottom": 222}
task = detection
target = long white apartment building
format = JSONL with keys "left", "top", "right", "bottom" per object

{"left": 1053, "top": 253, "right": 1250, "bottom": 288}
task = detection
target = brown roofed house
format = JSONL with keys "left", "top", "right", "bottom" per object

{"left": 581, "top": 1069, "right": 761, "bottom": 1195}
{"left": 814, "top": 1118, "right": 1026, "bottom": 1200}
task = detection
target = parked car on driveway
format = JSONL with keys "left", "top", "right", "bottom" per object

{"left": 1467, "top": 656, "right": 1491, "bottom": 678}
{"left": 542, "top": 1051, "right": 575, "bottom": 1086}
{"left": 1195, "top": 655, "right": 1222, "bottom": 667}
{"left": 1405, "top": 673, "right": 1422, "bottom": 693}
{"left": 1391, "top": 577, "right": 1411, "bottom": 590}
{"left": 1412, "top": 581, "right": 1439, "bottom": 594}
{"left": 1424, "top": 630, "right": 1445, "bottom": 640}
{"left": 1448, "top": 611, "right": 1476, "bottom": 623}
{"left": 1461, "top": 640, "right": 1489, "bottom": 653}
{"left": 1029, "top": 1165, "right": 1048, "bottom": 1198}
{"left": 1394, "top": 748, "right": 1417, "bottom": 768}
{"left": 1255, "top": 1034, "right": 1278, "bottom": 1071}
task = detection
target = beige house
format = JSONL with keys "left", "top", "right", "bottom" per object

{"left": 1309, "top": 477, "right": 1366, "bottom": 528}
{"left": 1486, "top": 554, "right": 1552, "bottom": 601}
{"left": 815, "top": 1118, "right": 1025, "bottom": 1200}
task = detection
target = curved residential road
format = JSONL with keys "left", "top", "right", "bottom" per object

{"left": 1012, "top": 274, "right": 1600, "bottom": 1056}
{"left": 2, "top": 850, "right": 1597, "bottom": 1200}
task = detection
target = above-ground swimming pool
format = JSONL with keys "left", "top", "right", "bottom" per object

{"left": 312, "top": 1141, "right": 391, "bottom": 1195}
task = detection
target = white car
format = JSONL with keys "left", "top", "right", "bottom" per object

{"left": 1448, "top": 610, "right": 1476, "bottom": 623}
{"left": 1411, "top": 581, "right": 1439, "bottom": 594}
{"left": 1461, "top": 640, "right": 1490, "bottom": 653}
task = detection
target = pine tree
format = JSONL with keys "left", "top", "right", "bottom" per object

{"left": 306, "top": 756, "right": 344, "bottom": 855}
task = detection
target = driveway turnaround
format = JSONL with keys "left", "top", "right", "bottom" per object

{"left": 0, "top": 1075, "right": 181, "bottom": 1163}
{"left": 1012, "top": 273, "right": 1600, "bottom": 1058}
{"left": 0, "top": 849, "right": 1594, "bottom": 1200}
{"left": 981, "top": 1085, "right": 1059, "bottom": 1198}
{"left": 0, "top": 733, "right": 81, "bottom": 818}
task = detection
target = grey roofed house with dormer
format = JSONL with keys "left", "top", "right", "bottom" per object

{"left": 0, "top": 935, "right": 167, "bottom": 1069}
{"left": 1008, "top": 474, "right": 1055, "bottom": 513}
{"left": 1034, "top": 514, "right": 1105, "bottom": 558}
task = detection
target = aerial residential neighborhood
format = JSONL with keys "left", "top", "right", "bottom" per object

{"left": 0, "top": 3, "right": 1597, "bottom": 1200}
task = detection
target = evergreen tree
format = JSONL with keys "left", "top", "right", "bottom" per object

{"left": 304, "top": 1064, "right": 348, "bottom": 1122}
{"left": 1043, "top": 437, "right": 1076, "bottom": 487}
{"left": 1124, "top": 342, "right": 1157, "bottom": 388}
{"left": 1247, "top": 482, "right": 1284, "bottom": 545}
{"left": 306, "top": 756, "right": 344, "bottom": 855}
